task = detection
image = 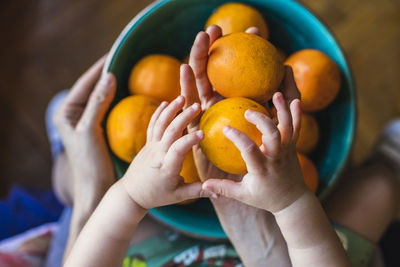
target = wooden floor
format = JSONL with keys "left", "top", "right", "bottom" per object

{"left": 0, "top": 0, "right": 399, "bottom": 198}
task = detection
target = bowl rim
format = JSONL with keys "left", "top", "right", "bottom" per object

{"left": 103, "top": 0, "right": 357, "bottom": 238}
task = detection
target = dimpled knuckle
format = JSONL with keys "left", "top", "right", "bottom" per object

{"left": 167, "top": 124, "right": 178, "bottom": 135}
{"left": 254, "top": 111, "right": 267, "bottom": 121}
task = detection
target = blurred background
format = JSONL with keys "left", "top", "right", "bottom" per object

{"left": 0, "top": 0, "right": 399, "bottom": 264}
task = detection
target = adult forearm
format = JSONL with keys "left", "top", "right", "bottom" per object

{"left": 212, "top": 198, "right": 291, "bottom": 267}
{"left": 64, "top": 181, "right": 147, "bottom": 267}
{"left": 273, "top": 191, "right": 351, "bottom": 267}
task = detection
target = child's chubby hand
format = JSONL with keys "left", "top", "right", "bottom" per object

{"left": 120, "top": 96, "right": 213, "bottom": 210}
{"left": 202, "top": 92, "right": 309, "bottom": 213}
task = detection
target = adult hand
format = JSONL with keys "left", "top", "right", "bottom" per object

{"left": 181, "top": 25, "right": 296, "bottom": 266}
{"left": 53, "top": 56, "right": 117, "bottom": 260}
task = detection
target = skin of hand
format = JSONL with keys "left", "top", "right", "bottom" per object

{"left": 120, "top": 95, "right": 213, "bottom": 209}
{"left": 202, "top": 90, "right": 306, "bottom": 213}
{"left": 192, "top": 27, "right": 350, "bottom": 265}
{"left": 65, "top": 98, "right": 213, "bottom": 267}
{"left": 52, "top": 56, "right": 118, "bottom": 260}
{"left": 180, "top": 25, "right": 298, "bottom": 266}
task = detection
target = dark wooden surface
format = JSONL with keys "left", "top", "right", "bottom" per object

{"left": 0, "top": 0, "right": 399, "bottom": 194}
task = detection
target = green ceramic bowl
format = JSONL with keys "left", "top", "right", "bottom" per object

{"left": 104, "top": 0, "right": 356, "bottom": 239}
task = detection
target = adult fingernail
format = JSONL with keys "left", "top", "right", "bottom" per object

{"left": 100, "top": 72, "right": 114, "bottom": 86}
{"left": 203, "top": 189, "right": 218, "bottom": 199}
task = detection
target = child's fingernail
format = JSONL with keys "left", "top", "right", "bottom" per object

{"left": 223, "top": 126, "right": 232, "bottom": 134}
{"left": 245, "top": 109, "right": 254, "bottom": 117}
{"left": 196, "top": 130, "right": 204, "bottom": 139}
{"left": 191, "top": 103, "right": 200, "bottom": 111}
{"left": 176, "top": 96, "right": 184, "bottom": 103}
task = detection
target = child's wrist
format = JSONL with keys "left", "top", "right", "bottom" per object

{"left": 114, "top": 180, "right": 148, "bottom": 217}
{"left": 271, "top": 186, "right": 313, "bottom": 216}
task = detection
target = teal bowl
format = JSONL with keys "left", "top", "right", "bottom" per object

{"left": 104, "top": 0, "right": 356, "bottom": 239}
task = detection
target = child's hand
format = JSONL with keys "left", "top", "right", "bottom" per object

{"left": 121, "top": 96, "right": 211, "bottom": 210}
{"left": 202, "top": 92, "right": 308, "bottom": 213}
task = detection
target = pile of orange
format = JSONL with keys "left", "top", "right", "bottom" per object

{"left": 107, "top": 2, "right": 342, "bottom": 197}
{"left": 200, "top": 2, "right": 342, "bottom": 194}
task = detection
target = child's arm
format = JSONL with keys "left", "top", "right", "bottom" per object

{"left": 203, "top": 93, "right": 351, "bottom": 266}
{"left": 65, "top": 96, "right": 211, "bottom": 267}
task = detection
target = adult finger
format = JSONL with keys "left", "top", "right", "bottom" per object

{"left": 189, "top": 32, "right": 214, "bottom": 106}
{"left": 164, "top": 131, "right": 204, "bottom": 174}
{"left": 180, "top": 64, "right": 201, "bottom": 132}
{"left": 77, "top": 72, "right": 116, "bottom": 130}
{"left": 245, "top": 110, "right": 281, "bottom": 157}
{"left": 280, "top": 66, "right": 300, "bottom": 104}
{"left": 245, "top": 26, "right": 261, "bottom": 36}
{"left": 290, "top": 99, "right": 302, "bottom": 143}
{"left": 205, "top": 25, "right": 223, "bottom": 46}
{"left": 65, "top": 55, "right": 107, "bottom": 106}
{"left": 223, "top": 126, "right": 265, "bottom": 173}
{"left": 174, "top": 182, "right": 212, "bottom": 202}
{"left": 162, "top": 103, "right": 201, "bottom": 147}
{"left": 152, "top": 96, "right": 185, "bottom": 141}
{"left": 273, "top": 92, "right": 293, "bottom": 146}
{"left": 202, "top": 178, "right": 244, "bottom": 200}
{"left": 147, "top": 101, "right": 168, "bottom": 142}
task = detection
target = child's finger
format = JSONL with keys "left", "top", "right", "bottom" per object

{"left": 152, "top": 96, "right": 185, "bottom": 141}
{"left": 164, "top": 131, "right": 204, "bottom": 174}
{"left": 189, "top": 32, "right": 214, "bottom": 106}
{"left": 245, "top": 26, "right": 261, "bottom": 36}
{"left": 205, "top": 25, "right": 223, "bottom": 46}
{"left": 202, "top": 178, "right": 244, "bottom": 201}
{"left": 161, "top": 103, "right": 201, "bottom": 147}
{"left": 290, "top": 99, "right": 302, "bottom": 143}
{"left": 281, "top": 66, "right": 301, "bottom": 104}
{"left": 223, "top": 126, "right": 265, "bottom": 174}
{"left": 180, "top": 64, "right": 201, "bottom": 132}
{"left": 78, "top": 73, "right": 116, "bottom": 130}
{"left": 273, "top": 92, "right": 293, "bottom": 146}
{"left": 147, "top": 101, "right": 168, "bottom": 142}
{"left": 245, "top": 110, "right": 281, "bottom": 157}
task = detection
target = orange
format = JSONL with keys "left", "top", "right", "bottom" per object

{"left": 207, "top": 32, "right": 284, "bottom": 103}
{"left": 178, "top": 150, "right": 200, "bottom": 205}
{"left": 205, "top": 3, "right": 269, "bottom": 39}
{"left": 297, "top": 153, "right": 319, "bottom": 193}
{"left": 180, "top": 150, "right": 200, "bottom": 184}
{"left": 199, "top": 97, "right": 269, "bottom": 174}
{"left": 285, "top": 49, "right": 341, "bottom": 112}
{"left": 129, "top": 54, "right": 181, "bottom": 102}
{"left": 106, "top": 95, "right": 159, "bottom": 163}
{"left": 296, "top": 114, "right": 320, "bottom": 154}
